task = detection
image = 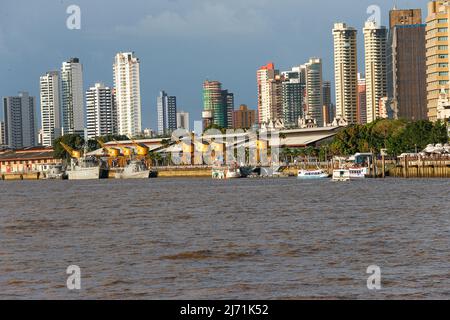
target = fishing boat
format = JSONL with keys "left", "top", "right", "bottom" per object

{"left": 332, "top": 169, "right": 351, "bottom": 181}
{"left": 297, "top": 169, "right": 329, "bottom": 179}
{"left": 115, "top": 160, "right": 151, "bottom": 179}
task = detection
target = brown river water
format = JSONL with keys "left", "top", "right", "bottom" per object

{"left": 0, "top": 178, "right": 449, "bottom": 299}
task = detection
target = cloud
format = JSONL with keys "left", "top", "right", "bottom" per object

{"left": 115, "top": 2, "right": 270, "bottom": 38}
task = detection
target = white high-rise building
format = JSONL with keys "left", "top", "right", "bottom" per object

{"left": 333, "top": 23, "right": 358, "bottom": 124}
{"left": 86, "top": 83, "right": 116, "bottom": 139}
{"left": 113, "top": 52, "right": 142, "bottom": 137}
{"left": 61, "top": 58, "right": 84, "bottom": 135}
{"left": 176, "top": 111, "right": 190, "bottom": 131}
{"left": 3, "top": 92, "right": 37, "bottom": 149}
{"left": 364, "top": 21, "right": 388, "bottom": 123}
{"left": 40, "top": 71, "right": 61, "bottom": 147}
{"left": 304, "top": 58, "right": 324, "bottom": 126}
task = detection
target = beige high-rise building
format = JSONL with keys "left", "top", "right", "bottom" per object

{"left": 426, "top": 1, "right": 450, "bottom": 121}
{"left": 364, "top": 21, "right": 388, "bottom": 123}
{"left": 332, "top": 23, "right": 358, "bottom": 124}
{"left": 113, "top": 52, "right": 142, "bottom": 137}
{"left": 257, "top": 63, "right": 283, "bottom": 124}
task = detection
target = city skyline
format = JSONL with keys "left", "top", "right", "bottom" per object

{"left": 0, "top": 0, "right": 428, "bottom": 130}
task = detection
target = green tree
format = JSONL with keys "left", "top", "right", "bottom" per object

{"left": 203, "top": 124, "right": 226, "bottom": 134}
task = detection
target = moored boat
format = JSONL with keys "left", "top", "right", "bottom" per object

{"left": 66, "top": 157, "right": 109, "bottom": 180}
{"left": 115, "top": 160, "right": 151, "bottom": 179}
{"left": 297, "top": 169, "right": 329, "bottom": 179}
{"left": 332, "top": 169, "right": 350, "bottom": 181}
{"left": 349, "top": 167, "right": 368, "bottom": 179}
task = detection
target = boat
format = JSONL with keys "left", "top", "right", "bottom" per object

{"left": 115, "top": 160, "right": 151, "bottom": 179}
{"left": 66, "top": 156, "right": 109, "bottom": 180}
{"left": 332, "top": 169, "right": 350, "bottom": 181}
{"left": 60, "top": 142, "right": 109, "bottom": 180}
{"left": 349, "top": 167, "right": 368, "bottom": 179}
{"left": 297, "top": 169, "right": 329, "bottom": 179}
{"left": 40, "top": 163, "right": 67, "bottom": 180}
{"left": 212, "top": 166, "right": 242, "bottom": 179}
{"left": 212, "top": 162, "right": 243, "bottom": 179}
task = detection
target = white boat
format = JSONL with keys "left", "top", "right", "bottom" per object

{"left": 212, "top": 164, "right": 242, "bottom": 179}
{"left": 39, "top": 163, "right": 67, "bottom": 180}
{"left": 115, "top": 161, "right": 150, "bottom": 179}
{"left": 67, "top": 157, "right": 109, "bottom": 180}
{"left": 349, "top": 167, "right": 368, "bottom": 179}
{"left": 332, "top": 169, "right": 350, "bottom": 181}
{"left": 297, "top": 169, "right": 329, "bottom": 179}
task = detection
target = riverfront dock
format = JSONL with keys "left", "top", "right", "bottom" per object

{"left": 388, "top": 155, "right": 450, "bottom": 178}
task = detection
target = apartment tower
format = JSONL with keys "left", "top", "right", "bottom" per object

{"left": 2, "top": 92, "right": 37, "bottom": 149}
{"left": 40, "top": 71, "right": 61, "bottom": 147}
{"left": 426, "top": 1, "right": 450, "bottom": 121}
{"left": 387, "top": 8, "right": 427, "bottom": 121}
{"left": 113, "top": 52, "right": 142, "bottom": 137}
{"left": 333, "top": 23, "right": 358, "bottom": 124}
{"left": 157, "top": 91, "right": 177, "bottom": 136}
{"left": 364, "top": 21, "right": 388, "bottom": 123}
{"left": 86, "top": 83, "right": 116, "bottom": 139}
{"left": 257, "top": 63, "right": 283, "bottom": 124}
{"left": 304, "top": 58, "right": 324, "bottom": 126}
{"left": 61, "top": 58, "right": 84, "bottom": 135}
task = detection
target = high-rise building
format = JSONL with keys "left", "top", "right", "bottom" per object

{"left": 61, "top": 58, "right": 84, "bottom": 135}
{"left": 157, "top": 91, "right": 177, "bottom": 135}
{"left": 426, "top": 1, "right": 450, "bottom": 121}
{"left": 0, "top": 121, "right": 5, "bottom": 146}
{"left": 387, "top": 8, "right": 427, "bottom": 121}
{"left": 40, "top": 71, "right": 61, "bottom": 147}
{"left": 113, "top": 52, "right": 142, "bottom": 137}
{"left": 304, "top": 58, "right": 324, "bottom": 126}
{"left": 86, "top": 83, "right": 116, "bottom": 139}
{"left": 257, "top": 63, "right": 283, "bottom": 124}
{"left": 2, "top": 92, "right": 37, "bottom": 149}
{"left": 223, "top": 90, "right": 234, "bottom": 129}
{"left": 202, "top": 80, "right": 228, "bottom": 128}
{"left": 322, "top": 81, "right": 335, "bottom": 125}
{"left": 233, "top": 104, "right": 257, "bottom": 129}
{"left": 364, "top": 21, "right": 388, "bottom": 123}
{"left": 333, "top": 23, "right": 358, "bottom": 124}
{"left": 357, "top": 73, "right": 368, "bottom": 124}
{"left": 176, "top": 111, "right": 190, "bottom": 131}
{"left": 281, "top": 66, "right": 305, "bottom": 126}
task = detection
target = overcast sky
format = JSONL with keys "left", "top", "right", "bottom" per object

{"left": 0, "top": 0, "right": 426, "bottom": 130}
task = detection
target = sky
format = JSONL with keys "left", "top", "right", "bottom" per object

{"left": 0, "top": 0, "right": 426, "bottom": 130}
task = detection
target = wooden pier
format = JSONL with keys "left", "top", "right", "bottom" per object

{"left": 388, "top": 155, "right": 450, "bottom": 178}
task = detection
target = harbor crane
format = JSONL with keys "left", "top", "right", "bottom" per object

{"left": 60, "top": 142, "right": 82, "bottom": 159}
